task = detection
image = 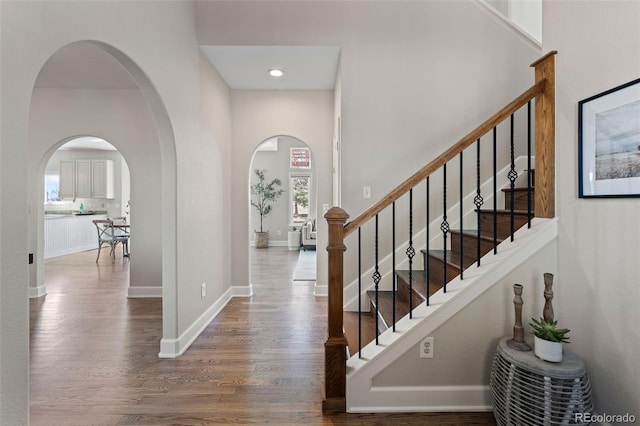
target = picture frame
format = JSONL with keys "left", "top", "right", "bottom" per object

{"left": 578, "top": 77, "right": 640, "bottom": 198}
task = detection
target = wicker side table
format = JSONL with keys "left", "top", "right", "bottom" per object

{"left": 490, "top": 337, "right": 594, "bottom": 425}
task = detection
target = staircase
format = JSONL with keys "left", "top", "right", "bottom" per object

{"left": 323, "top": 51, "right": 557, "bottom": 413}
{"left": 344, "top": 177, "right": 535, "bottom": 355}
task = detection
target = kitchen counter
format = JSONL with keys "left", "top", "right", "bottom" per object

{"left": 45, "top": 209, "right": 108, "bottom": 217}
{"left": 44, "top": 212, "right": 108, "bottom": 258}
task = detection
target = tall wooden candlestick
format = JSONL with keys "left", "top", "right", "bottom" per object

{"left": 543, "top": 272, "right": 554, "bottom": 322}
{"left": 507, "top": 283, "right": 531, "bottom": 351}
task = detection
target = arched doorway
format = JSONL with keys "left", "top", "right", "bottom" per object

{"left": 27, "top": 40, "right": 177, "bottom": 356}
{"left": 41, "top": 136, "right": 130, "bottom": 262}
{"left": 248, "top": 136, "right": 317, "bottom": 282}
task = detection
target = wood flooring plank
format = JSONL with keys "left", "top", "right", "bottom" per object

{"left": 30, "top": 247, "right": 495, "bottom": 425}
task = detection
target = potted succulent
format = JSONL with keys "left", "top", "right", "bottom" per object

{"left": 250, "top": 169, "right": 285, "bottom": 248}
{"left": 530, "top": 317, "right": 570, "bottom": 362}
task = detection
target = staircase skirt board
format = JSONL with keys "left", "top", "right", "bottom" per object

{"left": 345, "top": 218, "right": 559, "bottom": 412}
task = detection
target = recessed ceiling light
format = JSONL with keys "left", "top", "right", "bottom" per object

{"left": 269, "top": 69, "right": 284, "bottom": 77}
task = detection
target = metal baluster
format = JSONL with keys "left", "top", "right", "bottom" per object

{"left": 358, "top": 227, "right": 362, "bottom": 358}
{"left": 373, "top": 214, "right": 381, "bottom": 345}
{"left": 508, "top": 113, "right": 518, "bottom": 242}
{"left": 493, "top": 127, "right": 498, "bottom": 255}
{"left": 441, "top": 164, "right": 449, "bottom": 293}
{"left": 392, "top": 202, "right": 396, "bottom": 331}
{"left": 406, "top": 189, "right": 415, "bottom": 318}
{"left": 527, "top": 101, "right": 532, "bottom": 228}
{"left": 425, "top": 177, "right": 430, "bottom": 306}
{"left": 474, "top": 138, "right": 484, "bottom": 266}
{"left": 459, "top": 152, "right": 464, "bottom": 280}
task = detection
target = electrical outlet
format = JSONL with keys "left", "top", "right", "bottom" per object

{"left": 277, "top": 230, "right": 282, "bottom": 236}
{"left": 420, "top": 337, "right": 434, "bottom": 359}
{"left": 201, "top": 283, "right": 206, "bottom": 299}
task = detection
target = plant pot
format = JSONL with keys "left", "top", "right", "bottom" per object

{"left": 255, "top": 231, "right": 269, "bottom": 248}
{"left": 534, "top": 336, "right": 563, "bottom": 362}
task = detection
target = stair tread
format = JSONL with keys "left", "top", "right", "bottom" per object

{"left": 396, "top": 269, "right": 443, "bottom": 300}
{"left": 449, "top": 228, "right": 506, "bottom": 242}
{"left": 366, "top": 290, "right": 411, "bottom": 329}
{"left": 420, "top": 248, "right": 476, "bottom": 261}
{"left": 477, "top": 209, "right": 532, "bottom": 215}
{"left": 344, "top": 311, "right": 377, "bottom": 357}
{"left": 501, "top": 186, "right": 535, "bottom": 192}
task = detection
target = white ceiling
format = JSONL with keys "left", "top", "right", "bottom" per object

{"left": 201, "top": 46, "right": 341, "bottom": 90}
{"left": 59, "top": 137, "right": 117, "bottom": 151}
{"left": 34, "top": 43, "right": 339, "bottom": 150}
{"left": 36, "top": 43, "right": 340, "bottom": 91}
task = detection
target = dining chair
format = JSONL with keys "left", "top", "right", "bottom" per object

{"left": 110, "top": 216, "right": 130, "bottom": 257}
{"left": 92, "top": 219, "right": 129, "bottom": 263}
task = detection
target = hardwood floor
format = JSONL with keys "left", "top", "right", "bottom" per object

{"left": 30, "top": 248, "right": 495, "bottom": 425}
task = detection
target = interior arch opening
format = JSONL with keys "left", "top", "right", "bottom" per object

{"left": 27, "top": 40, "right": 177, "bottom": 363}
{"left": 248, "top": 135, "right": 318, "bottom": 282}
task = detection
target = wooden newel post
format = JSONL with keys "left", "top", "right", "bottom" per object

{"left": 323, "top": 207, "right": 349, "bottom": 413}
{"left": 531, "top": 50, "right": 557, "bottom": 219}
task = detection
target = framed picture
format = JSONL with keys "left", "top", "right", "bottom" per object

{"left": 579, "top": 77, "right": 640, "bottom": 197}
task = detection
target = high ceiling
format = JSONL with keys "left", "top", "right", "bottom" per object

{"left": 34, "top": 42, "right": 340, "bottom": 151}
{"left": 200, "top": 46, "right": 340, "bottom": 90}
{"left": 35, "top": 42, "right": 340, "bottom": 91}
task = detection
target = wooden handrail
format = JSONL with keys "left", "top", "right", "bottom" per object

{"left": 343, "top": 79, "right": 546, "bottom": 237}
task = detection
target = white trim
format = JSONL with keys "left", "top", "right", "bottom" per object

{"left": 28, "top": 285, "right": 47, "bottom": 299}
{"left": 249, "top": 240, "right": 288, "bottom": 247}
{"left": 127, "top": 286, "right": 162, "bottom": 298}
{"left": 313, "top": 283, "right": 328, "bottom": 296}
{"left": 45, "top": 244, "right": 97, "bottom": 260}
{"left": 347, "top": 385, "right": 491, "bottom": 413}
{"left": 158, "top": 285, "right": 253, "bottom": 358}
{"left": 475, "top": 0, "right": 541, "bottom": 48}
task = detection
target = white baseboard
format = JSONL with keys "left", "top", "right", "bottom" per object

{"left": 314, "top": 283, "right": 328, "bottom": 296}
{"left": 127, "top": 286, "right": 162, "bottom": 298}
{"left": 28, "top": 285, "right": 47, "bottom": 298}
{"left": 347, "top": 385, "right": 492, "bottom": 413}
{"left": 249, "top": 240, "right": 288, "bottom": 247}
{"left": 158, "top": 285, "right": 253, "bottom": 358}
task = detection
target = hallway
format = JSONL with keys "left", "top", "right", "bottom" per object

{"left": 30, "top": 247, "right": 494, "bottom": 425}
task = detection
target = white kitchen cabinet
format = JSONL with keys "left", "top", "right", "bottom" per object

{"left": 75, "top": 159, "right": 92, "bottom": 198}
{"left": 58, "top": 159, "right": 114, "bottom": 199}
{"left": 91, "top": 160, "right": 114, "bottom": 199}
{"left": 59, "top": 160, "right": 75, "bottom": 198}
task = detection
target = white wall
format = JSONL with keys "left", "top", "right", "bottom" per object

{"left": 1, "top": 2, "right": 233, "bottom": 422}
{"left": 198, "top": 0, "right": 541, "bottom": 291}
{"left": 375, "top": 241, "right": 555, "bottom": 387}
{"left": 28, "top": 88, "right": 163, "bottom": 296}
{"left": 231, "top": 90, "right": 334, "bottom": 292}
{"left": 544, "top": 0, "right": 640, "bottom": 417}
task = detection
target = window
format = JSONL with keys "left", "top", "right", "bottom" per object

{"left": 290, "top": 147, "right": 311, "bottom": 169}
{"left": 290, "top": 173, "right": 311, "bottom": 224}
{"left": 45, "top": 173, "right": 62, "bottom": 203}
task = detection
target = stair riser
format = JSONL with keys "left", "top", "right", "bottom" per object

{"left": 478, "top": 212, "right": 530, "bottom": 240}
{"left": 426, "top": 255, "right": 460, "bottom": 285}
{"left": 450, "top": 231, "right": 497, "bottom": 261}
{"left": 396, "top": 273, "right": 426, "bottom": 306}
{"left": 504, "top": 189, "right": 536, "bottom": 212}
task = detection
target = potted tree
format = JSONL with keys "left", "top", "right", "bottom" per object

{"left": 530, "top": 317, "right": 570, "bottom": 362}
{"left": 250, "top": 169, "right": 285, "bottom": 248}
